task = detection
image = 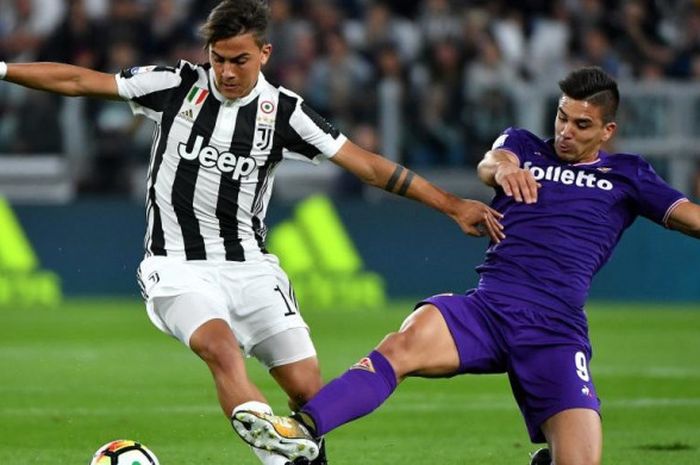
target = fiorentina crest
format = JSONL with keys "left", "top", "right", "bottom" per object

{"left": 351, "top": 357, "right": 375, "bottom": 373}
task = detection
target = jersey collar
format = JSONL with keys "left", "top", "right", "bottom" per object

{"left": 572, "top": 150, "right": 608, "bottom": 166}
{"left": 208, "top": 69, "right": 266, "bottom": 106}
{"left": 545, "top": 138, "right": 607, "bottom": 166}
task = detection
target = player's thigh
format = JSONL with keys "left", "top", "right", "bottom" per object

{"left": 376, "top": 304, "right": 460, "bottom": 378}
{"left": 379, "top": 292, "right": 506, "bottom": 379}
{"left": 223, "top": 256, "right": 309, "bottom": 354}
{"left": 508, "top": 342, "right": 600, "bottom": 444}
{"left": 542, "top": 408, "right": 602, "bottom": 465}
{"left": 138, "top": 257, "right": 228, "bottom": 346}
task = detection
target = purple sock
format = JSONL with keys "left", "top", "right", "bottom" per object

{"left": 301, "top": 350, "right": 398, "bottom": 436}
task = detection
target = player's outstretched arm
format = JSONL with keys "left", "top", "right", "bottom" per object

{"left": 667, "top": 201, "right": 700, "bottom": 238}
{"left": 477, "top": 149, "right": 540, "bottom": 204}
{"left": 0, "top": 61, "right": 120, "bottom": 100}
{"left": 330, "top": 140, "right": 505, "bottom": 242}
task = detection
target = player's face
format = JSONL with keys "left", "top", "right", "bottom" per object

{"left": 209, "top": 33, "right": 271, "bottom": 100}
{"left": 554, "top": 95, "right": 616, "bottom": 164}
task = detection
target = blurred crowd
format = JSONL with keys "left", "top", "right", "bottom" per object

{"left": 2, "top": 0, "right": 700, "bottom": 196}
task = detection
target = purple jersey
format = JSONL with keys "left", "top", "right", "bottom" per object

{"left": 477, "top": 127, "right": 687, "bottom": 327}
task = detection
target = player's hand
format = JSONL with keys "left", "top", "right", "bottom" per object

{"left": 450, "top": 199, "right": 505, "bottom": 243}
{"left": 494, "top": 163, "right": 540, "bottom": 203}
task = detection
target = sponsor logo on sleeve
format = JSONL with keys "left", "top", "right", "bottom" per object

{"left": 121, "top": 66, "right": 157, "bottom": 78}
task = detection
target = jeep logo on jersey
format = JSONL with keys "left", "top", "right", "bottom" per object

{"left": 523, "top": 161, "right": 613, "bottom": 191}
{"left": 178, "top": 135, "right": 256, "bottom": 180}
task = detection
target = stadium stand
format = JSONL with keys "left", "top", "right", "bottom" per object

{"left": 1, "top": 0, "right": 700, "bottom": 201}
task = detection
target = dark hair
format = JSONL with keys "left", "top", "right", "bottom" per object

{"left": 558, "top": 66, "right": 620, "bottom": 123}
{"left": 200, "top": 0, "right": 270, "bottom": 48}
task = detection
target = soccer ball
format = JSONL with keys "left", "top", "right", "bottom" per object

{"left": 89, "top": 439, "right": 159, "bottom": 465}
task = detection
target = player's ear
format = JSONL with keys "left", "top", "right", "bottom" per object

{"left": 601, "top": 121, "right": 616, "bottom": 142}
{"left": 260, "top": 43, "right": 272, "bottom": 65}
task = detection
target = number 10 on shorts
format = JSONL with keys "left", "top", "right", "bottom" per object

{"left": 274, "top": 283, "right": 298, "bottom": 316}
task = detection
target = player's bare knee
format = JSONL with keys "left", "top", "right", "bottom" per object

{"left": 376, "top": 331, "right": 402, "bottom": 357}
{"left": 191, "top": 336, "right": 238, "bottom": 367}
{"left": 377, "top": 331, "right": 415, "bottom": 375}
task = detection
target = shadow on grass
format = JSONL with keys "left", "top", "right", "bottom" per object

{"left": 636, "top": 442, "right": 695, "bottom": 451}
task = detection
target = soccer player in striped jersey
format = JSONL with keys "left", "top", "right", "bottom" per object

{"left": 229, "top": 67, "right": 700, "bottom": 465}
{"left": 0, "top": 1, "right": 503, "bottom": 464}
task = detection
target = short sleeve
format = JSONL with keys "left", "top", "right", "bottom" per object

{"left": 633, "top": 158, "right": 687, "bottom": 226}
{"left": 115, "top": 62, "right": 185, "bottom": 121}
{"left": 277, "top": 89, "right": 347, "bottom": 163}
{"left": 491, "top": 127, "right": 526, "bottom": 165}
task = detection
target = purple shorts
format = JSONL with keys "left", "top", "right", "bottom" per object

{"left": 419, "top": 290, "right": 600, "bottom": 443}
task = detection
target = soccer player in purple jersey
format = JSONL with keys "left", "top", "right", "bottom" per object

{"left": 0, "top": 2, "right": 504, "bottom": 465}
{"left": 230, "top": 67, "right": 700, "bottom": 465}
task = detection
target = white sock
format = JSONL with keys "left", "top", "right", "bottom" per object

{"left": 232, "top": 401, "right": 289, "bottom": 465}
{"left": 232, "top": 400, "right": 273, "bottom": 418}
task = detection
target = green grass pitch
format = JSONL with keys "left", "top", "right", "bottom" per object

{"left": 1, "top": 299, "right": 699, "bottom": 464}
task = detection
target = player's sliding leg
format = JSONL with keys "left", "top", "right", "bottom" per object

{"left": 234, "top": 349, "right": 399, "bottom": 459}
{"left": 299, "top": 304, "right": 460, "bottom": 435}
{"left": 232, "top": 304, "right": 460, "bottom": 459}
{"left": 540, "top": 408, "right": 602, "bottom": 465}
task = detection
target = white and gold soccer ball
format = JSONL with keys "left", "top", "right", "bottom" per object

{"left": 89, "top": 439, "right": 159, "bottom": 465}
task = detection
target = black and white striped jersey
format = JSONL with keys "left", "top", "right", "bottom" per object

{"left": 116, "top": 61, "right": 347, "bottom": 262}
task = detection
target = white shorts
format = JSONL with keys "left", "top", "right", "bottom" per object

{"left": 137, "top": 255, "right": 316, "bottom": 366}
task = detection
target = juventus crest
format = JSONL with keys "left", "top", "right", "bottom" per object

{"left": 256, "top": 126, "right": 273, "bottom": 151}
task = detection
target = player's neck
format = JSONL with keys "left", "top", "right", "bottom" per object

{"left": 571, "top": 149, "right": 602, "bottom": 165}
{"left": 575, "top": 155, "right": 600, "bottom": 165}
{"left": 209, "top": 69, "right": 263, "bottom": 103}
